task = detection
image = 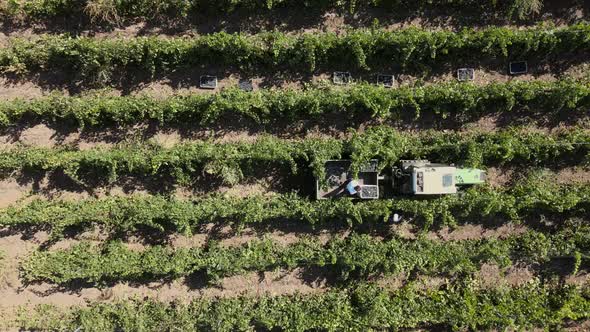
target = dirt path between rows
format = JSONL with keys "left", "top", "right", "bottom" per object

{"left": 1, "top": 117, "right": 588, "bottom": 152}
{"left": 0, "top": 163, "right": 588, "bottom": 207}
{"left": 1, "top": 61, "right": 588, "bottom": 100}
{"left": 1, "top": 222, "right": 582, "bottom": 309}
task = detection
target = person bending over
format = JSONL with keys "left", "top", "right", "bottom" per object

{"left": 346, "top": 179, "right": 362, "bottom": 198}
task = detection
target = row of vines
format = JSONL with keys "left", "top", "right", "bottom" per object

{"left": 1, "top": 79, "right": 589, "bottom": 128}
{"left": 0, "top": 126, "right": 587, "bottom": 185}
{"left": 8, "top": 280, "right": 588, "bottom": 331}
{"left": 21, "top": 223, "right": 590, "bottom": 285}
{"left": 1, "top": 0, "right": 588, "bottom": 331}
{"left": 2, "top": 172, "right": 588, "bottom": 236}
{"left": 2, "top": 24, "right": 590, "bottom": 82}
{"left": 1, "top": 0, "right": 545, "bottom": 23}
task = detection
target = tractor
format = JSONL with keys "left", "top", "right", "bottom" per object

{"left": 315, "top": 159, "right": 486, "bottom": 200}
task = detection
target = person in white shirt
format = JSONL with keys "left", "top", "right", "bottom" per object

{"left": 346, "top": 179, "right": 362, "bottom": 197}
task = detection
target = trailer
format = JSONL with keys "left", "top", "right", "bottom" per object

{"left": 316, "top": 160, "right": 381, "bottom": 199}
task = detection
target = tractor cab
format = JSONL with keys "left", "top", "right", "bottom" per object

{"left": 393, "top": 160, "right": 486, "bottom": 195}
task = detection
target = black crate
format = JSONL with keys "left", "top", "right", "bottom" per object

{"left": 377, "top": 74, "right": 395, "bottom": 87}
{"left": 509, "top": 61, "right": 527, "bottom": 75}
{"left": 200, "top": 75, "right": 218, "bottom": 89}
{"left": 333, "top": 72, "right": 352, "bottom": 85}
{"left": 457, "top": 68, "right": 475, "bottom": 81}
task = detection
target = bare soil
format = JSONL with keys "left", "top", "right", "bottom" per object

{"left": 565, "top": 272, "right": 590, "bottom": 287}
{"left": 483, "top": 166, "right": 590, "bottom": 189}
{"left": 0, "top": 179, "right": 32, "bottom": 208}
{"left": 556, "top": 167, "right": 590, "bottom": 184}
{"left": 564, "top": 321, "right": 590, "bottom": 332}
{"left": 478, "top": 263, "right": 535, "bottom": 288}
{"left": 485, "top": 167, "right": 516, "bottom": 188}
{"left": 0, "top": 78, "right": 49, "bottom": 100}
{"left": 0, "top": 268, "right": 326, "bottom": 308}
{"left": 1, "top": 3, "right": 589, "bottom": 325}
{"left": 395, "top": 223, "right": 529, "bottom": 241}
{"left": 429, "top": 224, "right": 528, "bottom": 241}
{"left": 0, "top": 120, "right": 587, "bottom": 155}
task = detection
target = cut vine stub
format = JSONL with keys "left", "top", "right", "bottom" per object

{"left": 509, "top": 61, "right": 527, "bottom": 75}
{"left": 239, "top": 79, "right": 253, "bottom": 91}
{"left": 333, "top": 72, "right": 352, "bottom": 85}
{"left": 457, "top": 68, "right": 475, "bottom": 81}
{"left": 377, "top": 74, "right": 395, "bottom": 87}
{"left": 200, "top": 75, "right": 218, "bottom": 89}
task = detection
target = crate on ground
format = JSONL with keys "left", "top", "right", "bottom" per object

{"left": 457, "top": 68, "right": 475, "bottom": 81}
{"left": 333, "top": 72, "right": 352, "bottom": 85}
{"left": 377, "top": 74, "right": 395, "bottom": 87}
{"left": 509, "top": 61, "right": 527, "bottom": 75}
{"left": 200, "top": 75, "right": 218, "bottom": 89}
{"left": 239, "top": 79, "right": 253, "bottom": 91}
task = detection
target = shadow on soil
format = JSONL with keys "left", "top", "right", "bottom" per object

{"left": 0, "top": 95, "right": 587, "bottom": 153}
{"left": 2, "top": 160, "right": 315, "bottom": 197}
{"left": 2, "top": 50, "right": 590, "bottom": 96}
{"left": 13, "top": 214, "right": 589, "bottom": 296}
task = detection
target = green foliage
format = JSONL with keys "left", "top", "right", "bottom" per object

{"left": 1, "top": 175, "right": 588, "bottom": 237}
{"left": 511, "top": 170, "right": 590, "bottom": 214}
{"left": 9, "top": 280, "right": 590, "bottom": 331}
{"left": 11, "top": 280, "right": 590, "bottom": 331}
{"left": 573, "top": 251, "right": 582, "bottom": 276}
{"left": 509, "top": 0, "right": 543, "bottom": 20}
{"left": 1, "top": 0, "right": 549, "bottom": 24}
{"left": 0, "top": 127, "right": 587, "bottom": 186}
{"left": 21, "top": 225, "right": 590, "bottom": 285}
{"left": 2, "top": 24, "right": 590, "bottom": 82}
{"left": 12, "top": 303, "right": 74, "bottom": 332}
{"left": 2, "top": 80, "right": 588, "bottom": 128}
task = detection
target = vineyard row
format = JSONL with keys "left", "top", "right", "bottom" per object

{"left": 1, "top": 80, "right": 589, "bottom": 128}
{"left": 2, "top": 24, "right": 590, "bottom": 82}
{"left": 3, "top": 173, "right": 588, "bottom": 236}
{"left": 0, "top": 127, "right": 588, "bottom": 187}
{"left": 9, "top": 281, "right": 590, "bottom": 331}
{"left": 1, "top": 126, "right": 587, "bottom": 186}
{"left": 21, "top": 224, "right": 590, "bottom": 285}
{"left": 1, "top": 0, "right": 543, "bottom": 23}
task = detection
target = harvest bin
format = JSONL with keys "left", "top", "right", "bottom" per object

{"left": 509, "top": 61, "right": 527, "bottom": 75}
{"left": 333, "top": 72, "right": 352, "bottom": 85}
{"left": 316, "top": 160, "right": 379, "bottom": 199}
{"left": 200, "top": 75, "right": 218, "bottom": 89}
{"left": 457, "top": 68, "right": 475, "bottom": 81}
{"left": 377, "top": 74, "right": 395, "bottom": 87}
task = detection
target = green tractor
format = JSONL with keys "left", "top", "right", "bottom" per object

{"left": 316, "top": 159, "right": 485, "bottom": 200}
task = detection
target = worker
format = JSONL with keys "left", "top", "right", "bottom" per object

{"left": 346, "top": 179, "right": 362, "bottom": 197}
